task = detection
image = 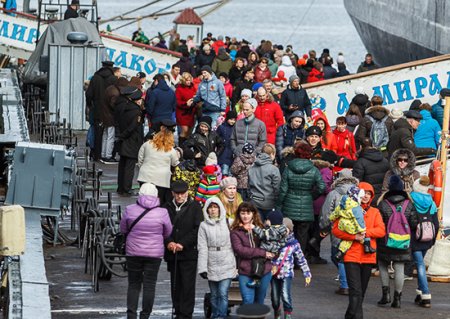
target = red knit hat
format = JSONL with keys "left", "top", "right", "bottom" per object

{"left": 203, "top": 165, "right": 216, "bottom": 175}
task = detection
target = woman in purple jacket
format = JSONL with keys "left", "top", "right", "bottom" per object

{"left": 230, "top": 202, "right": 275, "bottom": 305}
{"left": 120, "top": 183, "right": 173, "bottom": 319}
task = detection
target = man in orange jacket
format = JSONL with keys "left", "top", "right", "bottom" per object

{"left": 332, "top": 182, "right": 385, "bottom": 319}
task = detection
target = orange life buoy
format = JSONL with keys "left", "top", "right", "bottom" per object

{"left": 428, "top": 160, "right": 443, "bottom": 206}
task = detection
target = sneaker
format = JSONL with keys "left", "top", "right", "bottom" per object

{"left": 103, "top": 157, "right": 118, "bottom": 164}
{"left": 334, "top": 274, "right": 340, "bottom": 282}
{"left": 404, "top": 275, "right": 413, "bottom": 281}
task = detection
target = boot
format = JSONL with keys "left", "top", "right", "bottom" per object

{"left": 377, "top": 286, "right": 391, "bottom": 305}
{"left": 364, "top": 240, "right": 376, "bottom": 254}
{"left": 391, "top": 291, "right": 402, "bottom": 308}
{"left": 274, "top": 309, "right": 281, "bottom": 319}
{"left": 414, "top": 289, "right": 422, "bottom": 305}
{"left": 419, "top": 294, "right": 431, "bottom": 308}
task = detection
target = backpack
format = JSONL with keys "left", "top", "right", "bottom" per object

{"left": 368, "top": 115, "right": 389, "bottom": 149}
{"left": 385, "top": 200, "right": 411, "bottom": 250}
{"left": 416, "top": 206, "right": 436, "bottom": 242}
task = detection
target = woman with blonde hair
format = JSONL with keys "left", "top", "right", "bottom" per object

{"left": 137, "top": 124, "right": 179, "bottom": 203}
{"left": 175, "top": 72, "right": 197, "bottom": 145}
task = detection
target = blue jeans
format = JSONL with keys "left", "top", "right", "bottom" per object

{"left": 271, "top": 277, "right": 293, "bottom": 313}
{"left": 208, "top": 278, "right": 232, "bottom": 318}
{"left": 238, "top": 272, "right": 272, "bottom": 304}
{"left": 331, "top": 245, "right": 348, "bottom": 289}
{"left": 413, "top": 250, "right": 430, "bottom": 294}
{"left": 221, "top": 164, "right": 230, "bottom": 176}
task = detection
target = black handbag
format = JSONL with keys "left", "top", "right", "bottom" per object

{"left": 114, "top": 207, "right": 151, "bottom": 255}
{"left": 250, "top": 257, "right": 266, "bottom": 279}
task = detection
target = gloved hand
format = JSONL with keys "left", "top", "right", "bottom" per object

{"left": 200, "top": 272, "right": 208, "bottom": 280}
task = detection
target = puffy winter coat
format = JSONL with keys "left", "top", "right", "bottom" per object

{"left": 254, "top": 64, "right": 272, "bottom": 83}
{"left": 197, "top": 197, "right": 236, "bottom": 281}
{"left": 195, "top": 51, "right": 215, "bottom": 70}
{"left": 231, "top": 153, "right": 256, "bottom": 189}
{"left": 175, "top": 84, "right": 197, "bottom": 126}
{"left": 333, "top": 128, "right": 357, "bottom": 160}
{"left": 414, "top": 110, "right": 441, "bottom": 150}
{"left": 431, "top": 99, "right": 444, "bottom": 128}
{"left": 306, "top": 68, "right": 324, "bottom": 83}
{"left": 248, "top": 153, "right": 281, "bottom": 210}
{"left": 163, "top": 198, "right": 203, "bottom": 262}
{"left": 387, "top": 118, "right": 436, "bottom": 158}
{"left": 377, "top": 190, "right": 418, "bottom": 262}
{"left": 145, "top": 80, "right": 176, "bottom": 123}
{"left": 254, "top": 99, "right": 285, "bottom": 144}
{"left": 230, "top": 226, "right": 272, "bottom": 277}
{"left": 277, "top": 158, "right": 325, "bottom": 222}
{"left": 171, "top": 160, "right": 201, "bottom": 198}
{"left": 137, "top": 141, "right": 179, "bottom": 188}
{"left": 314, "top": 114, "right": 338, "bottom": 153}
{"left": 356, "top": 105, "right": 394, "bottom": 148}
{"left": 312, "top": 160, "right": 333, "bottom": 216}
{"left": 120, "top": 195, "right": 172, "bottom": 258}
{"left": 323, "top": 65, "right": 337, "bottom": 79}
{"left": 381, "top": 148, "right": 420, "bottom": 195}
{"left": 352, "top": 148, "right": 389, "bottom": 203}
{"left": 216, "top": 121, "right": 235, "bottom": 166}
{"left": 231, "top": 115, "right": 267, "bottom": 156}
{"left": 276, "top": 56, "right": 297, "bottom": 81}
{"left": 193, "top": 74, "right": 227, "bottom": 113}
{"left": 279, "top": 84, "right": 312, "bottom": 118}
{"left": 410, "top": 191, "right": 439, "bottom": 251}
{"left": 183, "top": 126, "right": 224, "bottom": 167}
{"left": 212, "top": 53, "right": 233, "bottom": 75}
{"left": 275, "top": 111, "right": 306, "bottom": 157}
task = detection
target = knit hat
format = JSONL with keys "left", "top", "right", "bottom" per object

{"left": 267, "top": 209, "right": 283, "bottom": 226}
{"left": 220, "top": 177, "right": 238, "bottom": 189}
{"left": 203, "top": 165, "right": 217, "bottom": 175}
{"left": 201, "top": 65, "right": 213, "bottom": 74}
{"left": 198, "top": 115, "right": 212, "bottom": 129}
{"left": 139, "top": 183, "right": 158, "bottom": 197}
{"left": 336, "top": 53, "right": 345, "bottom": 64}
{"left": 252, "top": 82, "right": 263, "bottom": 91}
{"left": 413, "top": 176, "right": 430, "bottom": 194}
{"left": 320, "top": 150, "right": 338, "bottom": 164}
{"left": 205, "top": 152, "right": 218, "bottom": 166}
{"left": 226, "top": 110, "right": 238, "bottom": 121}
{"left": 241, "top": 88, "right": 252, "bottom": 98}
{"left": 247, "top": 98, "right": 258, "bottom": 108}
{"left": 354, "top": 87, "right": 365, "bottom": 95}
{"left": 389, "top": 175, "right": 404, "bottom": 192}
{"left": 347, "top": 185, "right": 364, "bottom": 204}
{"left": 283, "top": 217, "right": 294, "bottom": 232}
{"left": 389, "top": 108, "right": 404, "bottom": 120}
{"left": 289, "top": 74, "right": 300, "bottom": 83}
{"left": 339, "top": 168, "right": 353, "bottom": 179}
{"left": 242, "top": 143, "right": 255, "bottom": 154}
{"left": 183, "top": 148, "right": 195, "bottom": 160}
{"left": 305, "top": 125, "right": 322, "bottom": 137}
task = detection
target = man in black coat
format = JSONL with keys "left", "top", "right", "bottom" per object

{"left": 85, "top": 61, "right": 116, "bottom": 161}
{"left": 163, "top": 181, "right": 203, "bottom": 319}
{"left": 64, "top": 0, "right": 79, "bottom": 20}
{"left": 279, "top": 74, "right": 312, "bottom": 121}
{"left": 387, "top": 110, "right": 436, "bottom": 158}
{"left": 115, "top": 87, "right": 144, "bottom": 195}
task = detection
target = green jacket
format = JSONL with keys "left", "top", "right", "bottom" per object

{"left": 277, "top": 158, "right": 325, "bottom": 222}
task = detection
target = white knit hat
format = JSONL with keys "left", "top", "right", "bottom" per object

{"left": 389, "top": 108, "right": 404, "bottom": 120}
{"left": 413, "top": 176, "right": 430, "bottom": 194}
{"left": 220, "top": 177, "right": 238, "bottom": 189}
{"left": 205, "top": 152, "right": 218, "bottom": 166}
{"left": 139, "top": 183, "right": 158, "bottom": 197}
{"left": 337, "top": 53, "right": 345, "bottom": 64}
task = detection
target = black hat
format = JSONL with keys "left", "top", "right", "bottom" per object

{"left": 320, "top": 150, "right": 338, "bottom": 164}
{"left": 241, "top": 39, "right": 251, "bottom": 45}
{"left": 226, "top": 110, "right": 237, "bottom": 121}
{"left": 242, "top": 143, "right": 255, "bottom": 155}
{"left": 351, "top": 94, "right": 369, "bottom": 107}
{"left": 405, "top": 110, "right": 423, "bottom": 120}
{"left": 160, "top": 119, "right": 176, "bottom": 128}
{"left": 409, "top": 99, "right": 422, "bottom": 111}
{"left": 120, "top": 86, "right": 142, "bottom": 100}
{"left": 267, "top": 209, "right": 283, "bottom": 226}
{"left": 439, "top": 88, "right": 450, "bottom": 97}
{"left": 170, "top": 180, "right": 189, "bottom": 193}
{"left": 388, "top": 175, "right": 404, "bottom": 192}
{"left": 136, "top": 71, "right": 146, "bottom": 79}
{"left": 71, "top": 0, "right": 80, "bottom": 5}
{"left": 198, "top": 116, "right": 212, "bottom": 129}
{"left": 305, "top": 125, "right": 322, "bottom": 137}
{"left": 102, "top": 60, "right": 114, "bottom": 67}
{"left": 200, "top": 65, "right": 213, "bottom": 74}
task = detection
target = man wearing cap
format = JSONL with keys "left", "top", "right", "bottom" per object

{"left": 192, "top": 66, "right": 226, "bottom": 128}
{"left": 163, "top": 181, "right": 203, "bottom": 319}
{"left": 280, "top": 74, "right": 312, "bottom": 122}
{"left": 231, "top": 98, "right": 267, "bottom": 156}
{"left": 232, "top": 67, "right": 255, "bottom": 106}
{"left": 64, "top": 0, "right": 79, "bottom": 20}
{"left": 387, "top": 110, "right": 436, "bottom": 158}
{"left": 145, "top": 73, "right": 176, "bottom": 131}
{"left": 431, "top": 88, "right": 450, "bottom": 128}
{"left": 85, "top": 60, "right": 116, "bottom": 161}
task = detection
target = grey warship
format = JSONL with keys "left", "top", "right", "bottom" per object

{"left": 344, "top": 0, "right": 450, "bottom": 67}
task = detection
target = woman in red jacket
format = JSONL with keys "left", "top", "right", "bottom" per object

{"left": 333, "top": 116, "right": 357, "bottom": 160}
{"left": 175, "top": 72, "right": 197, "bottom": 145}
{"left": 332, "top": 182, "right": 385, "bottom": 319}
{"left": 314, "top": 113, "right": 338, "bottom": 153}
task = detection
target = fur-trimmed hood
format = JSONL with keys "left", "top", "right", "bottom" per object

{"left": 331, "top": 176, "right": 359, "bottom": 192}
{"left": 365, "top": 105, "right": 389, "bottom": 120}
{"left": 281, "top": 146, "right": 295, "bottom": 158}
{"left": 390, "top": 148, "right": 416, "bottom": 177}
{"left": 312, "top": 159, "right": 331, "bottom": 169}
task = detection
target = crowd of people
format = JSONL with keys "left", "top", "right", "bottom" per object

{"left": 84, "top": 33, "right": 446, "bottom": 319}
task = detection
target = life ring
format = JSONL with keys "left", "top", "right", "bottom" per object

{"left": 428, "top": 160, "right": 443, "bottom": 206}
